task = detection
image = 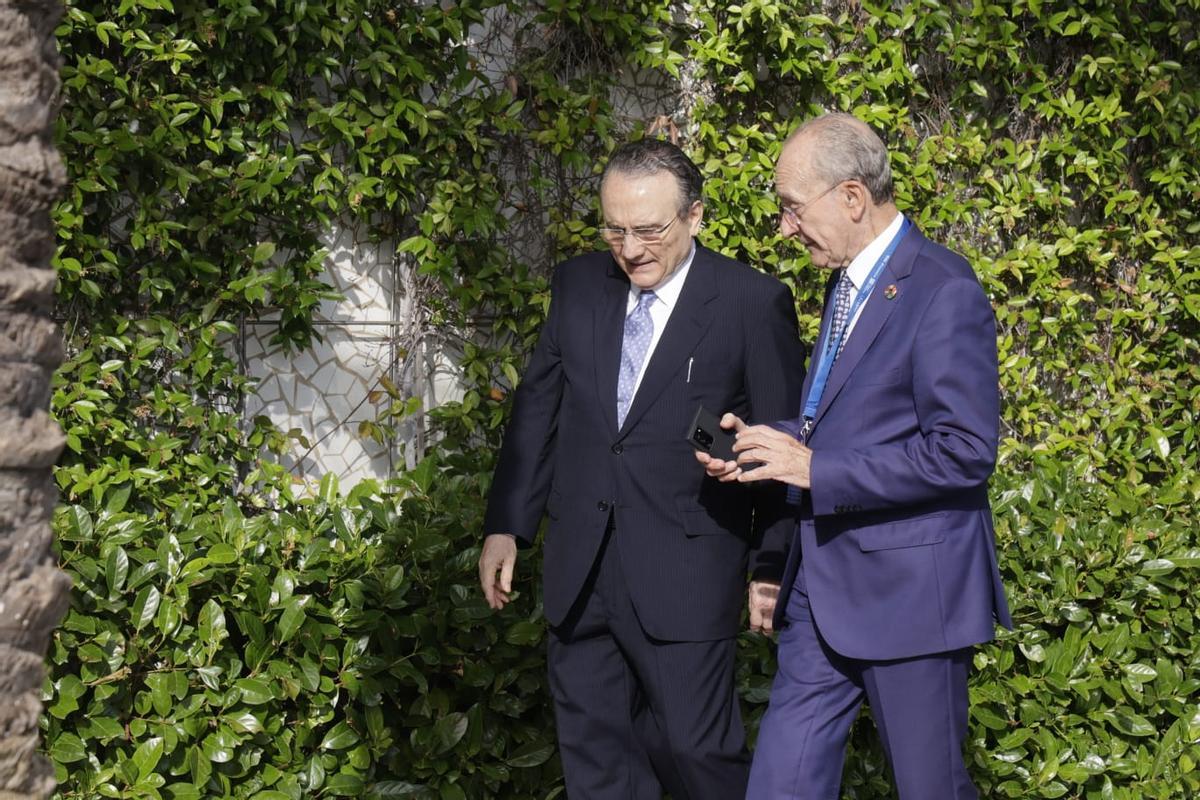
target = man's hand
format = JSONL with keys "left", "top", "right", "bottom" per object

{"left": 694, "top": 414, "right": 814, "bottom": 488}
{"left": 479, "top": 533, "right": 518, "bottom": 610}
{"left": 731, "top": 425, "right": 813, "bottom": 489}
{"left": 748, "top": 580, "right": 780, "bottom": 635}
{"left": 694, "top": 412, "right": 748, "bottom": 481}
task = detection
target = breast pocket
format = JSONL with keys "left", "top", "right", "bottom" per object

{"left": 856, "top": 368, "right": 904, "bottom": 387}
{"left": 684, "top": 343, "right": 745, "bottom": 408}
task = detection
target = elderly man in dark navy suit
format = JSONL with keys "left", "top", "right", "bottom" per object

{"left": 478, "top": 139, "right": 805, "bottom": 799}
{"left": 700, "top": 113, "right": 1012, "bottom": 799}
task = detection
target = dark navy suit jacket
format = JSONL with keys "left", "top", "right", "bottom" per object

{"left": 772, "top": 224, "right": 1013, "bottom": 659}
{"left": 485, "top": 244, "right": 805, "bottom": 642}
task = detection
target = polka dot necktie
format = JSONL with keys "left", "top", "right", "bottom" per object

{"left": 827, "top": 270, "right": 853, "bottom": 359}
{"left": 617, "top": 290, "right": 657, "bottom": 427}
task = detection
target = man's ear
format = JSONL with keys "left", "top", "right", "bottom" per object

{"left": 687, "top": 200, "right": 704, "bottom": 235}
{"left": 841, "top": 181, "right": 869, "bottom": 222}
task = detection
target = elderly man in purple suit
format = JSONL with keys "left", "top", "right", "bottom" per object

{"left": 698, "top": 113, "right": 1012, "bottom": 799}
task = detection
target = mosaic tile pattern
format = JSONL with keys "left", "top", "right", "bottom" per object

{"left": 242, "top": 226, "right": 403, "bottom": 489}
{"left": 236, "top": 10, "right": 680, "bottom": 489}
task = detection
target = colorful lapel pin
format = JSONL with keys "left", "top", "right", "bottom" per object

{"left": 884, "top": 284, "right": 898, "bottom": 300}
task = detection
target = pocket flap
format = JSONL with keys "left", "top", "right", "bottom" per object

{"left": 855, "top": 515, "right": 946, "bottom": 552}
{"left": 675, "top": 500, "right": 725, "bottom": 536}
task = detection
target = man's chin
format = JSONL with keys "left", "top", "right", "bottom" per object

{"left": 623, "top": 264, "right": 660, "bottom": 287}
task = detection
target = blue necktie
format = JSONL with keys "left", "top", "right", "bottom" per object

{"left": 787, "top": 272, "right": 853, "bottom": 506}
{"left": 617, "top": 290, "right": 656, "bottom": 427}
{"left": 827, "top": 270, "right": 853, "bottom": 359}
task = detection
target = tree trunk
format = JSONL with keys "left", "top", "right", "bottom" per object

{"left": 0, "top": 1, "right": 71, "bottom": 797}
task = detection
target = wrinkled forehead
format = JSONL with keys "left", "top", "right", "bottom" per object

{"left": 600, "top": 170, "right": 682, "bottom": 223}
{"left": 775, "top": 137, "right": 815, "bottom": 197}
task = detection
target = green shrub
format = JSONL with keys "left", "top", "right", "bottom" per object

{"left": 45, "top": 459, "right": 566, "bottom": 798}
{"left": 967, "top": 461, "right": 1200, "bottom": 799}
{"left": 45, "top": 0, "right": 1200, "bottom": 798}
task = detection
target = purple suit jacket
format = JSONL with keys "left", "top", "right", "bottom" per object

{"left": 772, "top": 223, "right": 1013, "bottom": 660}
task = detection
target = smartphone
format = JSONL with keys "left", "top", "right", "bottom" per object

{"left": 685, "top": 405, "right": 737, "bottom": 462}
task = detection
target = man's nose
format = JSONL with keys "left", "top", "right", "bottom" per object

{"left": 622, "top": 236, "right": 648, "bottom": 260}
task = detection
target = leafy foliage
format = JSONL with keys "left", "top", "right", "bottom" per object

{"left": 47, "top": 464, "right": 562, "bottom": 799}
{"left": 44, "top": 0, "right": 1200, "bottom": 798}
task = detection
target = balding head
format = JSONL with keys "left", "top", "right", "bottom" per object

{"left": 782, "top": 113, "right": 894, "bottom": 205}
{"left": 774, "top": 113, "right": 900, "bottom": 268}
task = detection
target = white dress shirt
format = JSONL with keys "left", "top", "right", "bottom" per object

{"left": 839, "top": 212, "right": 904, "bottom": 339}
{"left": 624, "top": 241, "right": 695, "bottom": 398}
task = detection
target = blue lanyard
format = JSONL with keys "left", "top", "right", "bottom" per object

{"left": 799, "top": 218, "right": 911, "bottom": 433}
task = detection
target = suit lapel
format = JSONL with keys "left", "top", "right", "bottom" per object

{"left": 594, "top": 258, "right": 629, "bottom": 437}
{"left": 618, "top": 245, "right": 716, "bottom": 435}
{"left": 812, "top": 224, "right": 924, "bottom": 425}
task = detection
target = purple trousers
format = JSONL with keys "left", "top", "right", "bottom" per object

{"left": 746, "top": 576, "right": 978, "bottom": 799}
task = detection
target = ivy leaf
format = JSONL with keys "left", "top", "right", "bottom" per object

{"left": 1140, "top": 559, "right": 1175, "bottom": 577}
{"left": 252, "top": 242, "right": 276, "bottom": 263}
{"left": 324, "top": 775, "right": 366, "bottom": 796}
{"left": 433, "top": 712, "right": 468, "bottom": 754}
{"left": 277, "top": 597, "right": 308, "bottom": 642}
{"left": 131, "top": 736, "right": 164, "bottom": 781}
{"left": 130, "top": 586, "right": 161, "bottom": 632}
{"left": 1102, "top": 709, "right": 1157, "bottom": 737}
{"left": 50, "top": 733, "right": 89, "bottom": 764}
{"left": 202, "top": 728, "right": 240, "bottom": 763}
{"left": 226, "top": 711, "right": 265, "bottom": 734}
{"left": 48, "top": 675, "right": 86, "bottom": 719}
{"left": 105, "top": 546, "right": 130, "bottom": 597}
{"left": 1121, "top": 663, "right": 1158, "bottom": 683}
{"left": 85, "top": 717, "right": 125, "bottom": 741}
{"left": 235, "top": 677, "right": 274, "bottom": 705}
{"left": 365, "top": 783, "right": 433, "bottom": 799}
{"left": 198, "top": 599, "right": 228, "bottom": 646}
{"left": 320, "top": 721, "right": 360, "bottom": 751}
{"left": 504, "top": 621, "right": 543, "bottom": 646}
{"left": 1146, "top": 426, "right": 1170, "bottom": 460}
{"left": 506, "top": 741, "right": 555, "bottom": 768}
{"left": 195, "top": 665, "right": 223, "bottom": 691}
{"left": 64, "top": 506, "right": 93, "bottom": 540}
{"left": 207, "top": 543, "right": 238, "bottom": 564}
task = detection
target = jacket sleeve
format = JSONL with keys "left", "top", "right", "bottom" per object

{"left": 481, "top": 266, "right": 566, "bottom": 545}
{"left": 744, "top": 281, "right": 806, "bottom": 580}
{"left": 809, "top": 276, "right": 999, "bottom": 515}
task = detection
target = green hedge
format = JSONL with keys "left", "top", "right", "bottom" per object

{"left": 44, "top": 1, "right": 1200, "bottom": 798}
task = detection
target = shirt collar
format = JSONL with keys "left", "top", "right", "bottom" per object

{"left": 629, "top": 240, "right": 695, "bottom": 311}
{"left": 844, "top": 212, "right": 904, "bottom": 290}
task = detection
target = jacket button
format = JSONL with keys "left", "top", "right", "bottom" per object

{"left": 611, "top": 443, "right": 623, "bottom": 455}
{"left": 597, "top": 500, "right": 610, "bottom": 512}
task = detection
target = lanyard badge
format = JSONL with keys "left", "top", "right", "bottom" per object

{"left": 797, "top": 217, "right": 911, "bottom": 443}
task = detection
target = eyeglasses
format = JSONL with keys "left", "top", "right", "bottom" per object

{"left": 599, "top": 216, "right": 678, "bottom": 247}
{"left": 778, "top": 182, "right": 841, "bottom": 227}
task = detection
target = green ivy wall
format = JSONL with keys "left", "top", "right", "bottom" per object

{"left": 43, "top": 1, "right": 1200, "bottom": 798}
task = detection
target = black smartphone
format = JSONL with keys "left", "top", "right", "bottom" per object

{"left": 685, "top": 405, "right": 737, "bottom": 462}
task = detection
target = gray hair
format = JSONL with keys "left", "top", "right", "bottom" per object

{"left": 788, "top": 113, "right": 894, "bottom": 204}
{"left": 601, "top": 138, "right": 704, "bottom": 217}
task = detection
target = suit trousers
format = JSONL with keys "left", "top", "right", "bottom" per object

{"left": 547, "top": 519, "right": 751, "bottom": 800}
{"left": 746, "top": 570, "right": 977, "bottom": 800}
